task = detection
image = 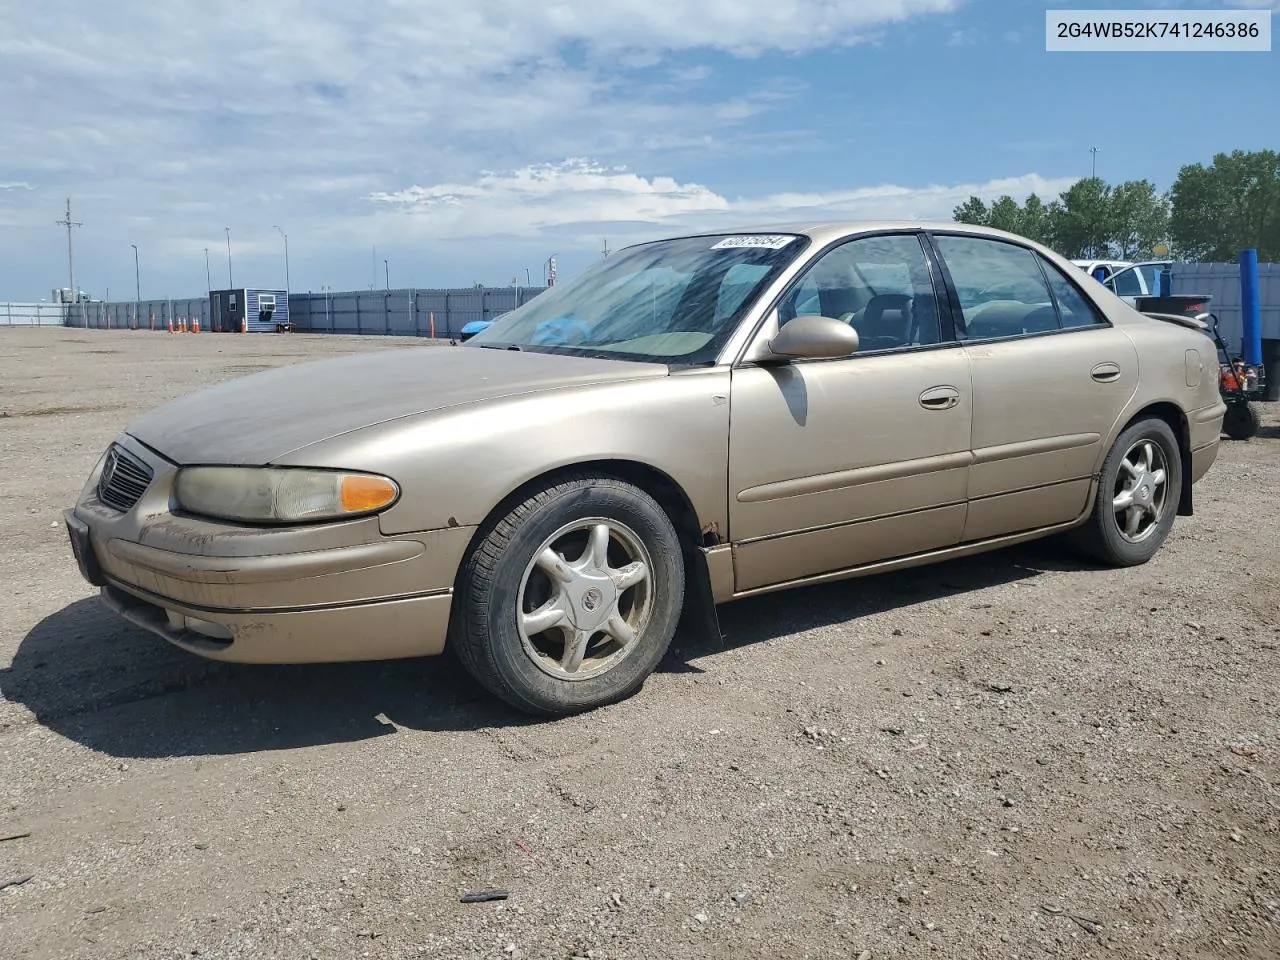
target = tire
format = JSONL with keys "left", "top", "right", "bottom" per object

{"left": 451, "top": 474, "right": 685, "bottom": 716}
{"left": 1069, "top": 417, "right": 1183, "bottom": 567}
{"left": 1222, "top": 402, "right": 1260, "bottom": 441}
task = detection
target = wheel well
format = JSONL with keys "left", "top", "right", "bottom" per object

{"left": 456, "top": 460, "right": 724, "bottom": 645}
{"left": 1121, "top": 402, "right": 1193, "bottom": 516}
{"left": 479, "top": 460, "right": 715, "bottom": 550}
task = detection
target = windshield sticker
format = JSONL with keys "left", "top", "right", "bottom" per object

{"left": 710, "top": 235, "right": 797, "bottom": 250}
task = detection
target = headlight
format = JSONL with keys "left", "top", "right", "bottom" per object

{"left": 173, "top": 467, "right": 399, "bottom": 524}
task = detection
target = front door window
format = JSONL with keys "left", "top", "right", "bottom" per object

{"left": 776, "top": 233, "right": 943, "bottom": 351}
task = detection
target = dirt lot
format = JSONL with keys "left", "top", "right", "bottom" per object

{"left": 1, "top": 326, "right": 1278, "bottom": 960}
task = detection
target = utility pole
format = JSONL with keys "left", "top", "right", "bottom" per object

{"left": 224, "top": 227, "right": 233, "bottom": 287}
{"left": 384, "top": 259, "right": 389, "bottom": 290}
{"left": 55, "top": 198, "right": 83, "bottom": 321}
{"left": 1090, "top": 146, "right": 1100, "bottom": 180}
{"left": 131, "top": 243, "right": 140, "bottom": 326}
{"left": 273, "top": 225, "right": 290, "bottom": 293}
{"left": 204, "top": 248, "right": 212, "bottom": 291}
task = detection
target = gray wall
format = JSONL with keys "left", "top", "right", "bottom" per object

{"left": 1170, "top": 261, "right": 1280, "bottom": 349}
{"left": 62, "top": 298, "right": 213, "bottom": 330}
{"left": 288, "top": 287, "right": 543, "bottom": 338}
{"left": 50, "top": 286, "right": 547, "bottom": 337}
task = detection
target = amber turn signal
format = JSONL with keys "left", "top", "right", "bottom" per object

{"left": 340, "top": 474, "right": 399, "bottom": 513}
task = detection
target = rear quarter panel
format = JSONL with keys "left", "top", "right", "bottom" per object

{"left": 1006, "top": 241, "right": 1224, "bottom": 484}
{"left": 1110, "top": 317, "right": 1226, "bottom": 461}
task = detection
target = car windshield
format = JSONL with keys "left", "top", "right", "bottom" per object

{"left": 465, "top": 233, "right": 809, "bottom": 364}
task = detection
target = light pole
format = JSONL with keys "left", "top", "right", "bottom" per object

{"left": 1090, "top": 146, "right": 1100, "bottom": 180}
{"left": 273, "top": 225, "right": 290, "bottom": 293}
{"left": 224, "top": 227, "right": 233, "bottom": 288}
{"left": 131, "top": 243, "right": 140, "bottom": 325}
{"left": 204, "top": 248, "right": 212, "bottom": 292}
{"left": 55, "top": 198, "right": 83, "bottom": 323}
{"left": 384, "top": 259, "right": 389, "bottom": 290}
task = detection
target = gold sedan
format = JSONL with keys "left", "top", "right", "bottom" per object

{"left": 66, "top": 222, "right": 1227, "bottom": 715}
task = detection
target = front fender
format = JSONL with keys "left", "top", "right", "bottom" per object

{"left": 275, "top": 369, "right": 734, "bottom": 538}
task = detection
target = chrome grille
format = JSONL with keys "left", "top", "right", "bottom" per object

{"left": 97, "top": 444, "right": 153, "bottom": 513}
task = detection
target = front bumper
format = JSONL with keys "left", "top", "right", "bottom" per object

{"left": 66, "top": 434, "right": 474, "bottom": 664}
{"left": 95, "top": 578, "right": 453, "bottom": 663}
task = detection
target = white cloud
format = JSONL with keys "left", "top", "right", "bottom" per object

{"left": 370, "top": 159, "right": 1078, "bottom": 243}
{"left": 0, "top": 0, "right": 979, "bottom": 296}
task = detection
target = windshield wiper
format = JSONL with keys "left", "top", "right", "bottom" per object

{"left": 478, "top": 343, "right": 523, "bottom": 351}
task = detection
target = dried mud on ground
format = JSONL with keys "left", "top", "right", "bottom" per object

{"left": 1, "top": 328, "right": 1277, "bottom": 959}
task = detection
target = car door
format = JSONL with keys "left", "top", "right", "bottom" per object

{"left": 727, "top": 231, "right": 973, "bottom": 593}
{"left": 1105, "top": 263, "right": 1150, "bottom": 305}
{"left": 928, "top": 232, "right": 1139, "bottom": 543}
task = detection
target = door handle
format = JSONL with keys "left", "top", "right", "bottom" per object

{"left": 919, "top": 385, "right": 960, "bottom": 410}
{"left": 1091, "top": 362, "right": 1121, "bottom": 383}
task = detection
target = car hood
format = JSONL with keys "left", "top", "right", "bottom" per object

{"left": 125, "top": 345, "right": 671, "bottom": 465}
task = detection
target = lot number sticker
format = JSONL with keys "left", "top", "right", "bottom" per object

{"left": 711, "top": 235, "right": 797, "bottom": 250}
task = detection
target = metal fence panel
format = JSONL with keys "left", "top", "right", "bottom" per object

{"left": 9, "top": 285, "right": 548, "bottom": 337}
{"left": 60, "top": 297, "right": 213, "bottom": 331}
{"left": 0, "top": 302, "right": 68, "bottom": 326}
{"left": 285, "top": 286, "right": 547, "bottom": 338}
{"left": 1171, "top": 261, "right": 1280, "bottom": 348}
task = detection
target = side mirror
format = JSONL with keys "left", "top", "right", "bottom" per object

{"left": 765, "top": 315, "right": 859, "bottom": 361}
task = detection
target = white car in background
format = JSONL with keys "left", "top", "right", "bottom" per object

{"left": 1103, "top": 261, "right": 1173, "bottom": 305}
{"left": 1073, "top": 259, "right": 1131, "bottom": 281}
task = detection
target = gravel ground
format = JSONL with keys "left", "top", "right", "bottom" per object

{"left": 1, "top": 327, "right": 1278, "bottom": 960}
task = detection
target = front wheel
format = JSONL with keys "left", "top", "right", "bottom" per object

{"left": 1069, "top": 417, "right": 1183, "bottom": 567}
{"left": 451, "top": 475, "right": 685, "bottom": 716}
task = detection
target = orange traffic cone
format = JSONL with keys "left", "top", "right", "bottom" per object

{"left": 167, "top": 316, "right": 174, "bottom": 333}
{"left": 240, "top": 316, "right": 248, "bottom": 333}
{"left": 192, "top": 317, "right": 200, "bottom": 333}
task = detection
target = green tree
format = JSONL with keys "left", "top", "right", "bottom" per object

{"left": 953, "top": 196, "right": 990, "bottom": 226}
{"left": 1109, "top": 179, "right": 1171, "bottom": 260}
{"left": 1018, "top": 193, "right": 1056, "bottom": 246}
{"left": 986, "top": 196, "right": 1022, "bottom": 234}
{"left": 1050, "top": 177, "right": 1114, "bottom": 259}
{"left": 950, "top": 176, "right": 1173, "bottom": 258}
{"left": 952, "top": 192, "right": 1057, "bottom": 246}
{"left": 1169, "top": 149, "right": 1280, "bottom": 261}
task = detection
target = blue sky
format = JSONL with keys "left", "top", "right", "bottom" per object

{"left": 0, "top": 1, "right": 1276, "bottom": 301}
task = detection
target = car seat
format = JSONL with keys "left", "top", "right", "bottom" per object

{"left": 858, "top": 294, "right": 912, "bottom": 350}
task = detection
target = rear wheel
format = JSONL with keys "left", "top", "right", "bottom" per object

{"left": 1222, "top": 401, "right": 1259, "bottom": 441}
{"left": 1070, "top": 417, "right": 1182, "bottom": 567}
{"left": 451, "top": 475, "right": 685, "bottom": 716}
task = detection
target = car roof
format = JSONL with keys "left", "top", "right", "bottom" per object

{"left": 652, "top": 219, "right": 1051, "bottom": 248}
